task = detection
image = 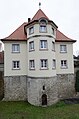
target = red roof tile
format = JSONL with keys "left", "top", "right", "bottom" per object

{"left": 2, "top": 22, "right": 27, "bottom": 41}
{"left": 1, "top": 9, "right": 76, "bottom": 43}
{"left": 32, "top": 9, "right": 49, "bottom": 21}
{"left": 56, "top": 30, "right": 76, "bottom": 42}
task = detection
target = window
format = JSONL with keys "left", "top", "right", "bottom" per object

{"left": 52, "top": 27, "right": 54, "bottom": 35}
{"left": 29, "top": 60, "right": 35, "bottom": 69}
{"left": 12, "top": 61, "right": 20, "bottom": 69}
{"left": 12, "top": 44, "right": 20, "bottom": 52}
{"left": 29, "top": 26, "right": 34, "bottom": 34}
{"left": 39, "top": 19, "right": 47, "bottom": 32}
{"left": 43, "top": 85, "right": 45, "bottom": 90}
{"left": 52, "top": 59, "right": 56, "bottom": 69}
{"left": 40, "top": 40, "right": 47, "bottom": 49}
{"left": 61, "top": 60, "right": 67, "bottom": 68}
{"left": 40, "top": 25, "right": 46, "bottom": 32}
{"left": 29, "top": 41, "right": 34, "bottom": 51}
{"left": 60, "top": 45, "right": 67, "bottom": 53}
{"left": 52, "top": 42, "right": 55, "bottom": 51}
{"left": 40, "top": 59, "right": 48, "bottom": 69}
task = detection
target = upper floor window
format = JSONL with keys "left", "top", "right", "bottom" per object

{"left": 12, "top": 61, "right": 20, "bottom": 69}
{"left": 52, "top": 42, "right": 55, "bottom": 51}
{"left": 60, "top": 45, "right": 67, "bottom": 53}
{"left": 40, "top": 59, "right": 48, "bottom": 69}
{"left": 29, "top": 26, "right": 34, "bottom": 34}
{"left": 52, "top": 27, "right": 55, "bottom": 35}
{"left": 52, "top": 59, "right": 56, "bottom": 69}
{"left": 29, "top": 41, "right": 34, "bottom": 51}
{"left": 61, "top": 60, "right": 67, "bottom": 68}
{"left": 40, "top": 40, "right": 47, "bottom": 49}
{"left": 29, "top": 60, "right": 35, "bottom": 70}
{"left": 39, "top": 19, "right": 47, "bottom": 33}
{"left": 12, "top": 44, "right": 20, "bottom": 53}
{"left": 40, "top": 25, "right": 46, "bottom": 32}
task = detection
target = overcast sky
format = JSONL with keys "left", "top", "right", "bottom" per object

{"left": 0, "top": 0, "right": 79, "bottom": 55}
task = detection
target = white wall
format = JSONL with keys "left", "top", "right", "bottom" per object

{"left": 55, "top": 42, "right": 74, "bottom": 74}
{"left": 27, "top": 36, "right": 56, "bottom": 77}
{"left": 26, "top": 23, "right": 56, "bottom": 39}
{"left": 4, "top": 41, "right": 27, "bottom": 76}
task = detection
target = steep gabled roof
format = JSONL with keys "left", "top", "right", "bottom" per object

{"left": 56, "top": 30, "right": 76, "bottom": 42}
{"left": 32, "top": 9, "right": 49, "bottom": 21}
{"left": 2, "top": 22, "right": 27, "bottom": 41}
{"left": 1, "top": 9, "right": 76, "bottom": 43}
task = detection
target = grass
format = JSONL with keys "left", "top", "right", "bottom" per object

{"left": 0, "top": 101, "right": 79, "bottom": 119}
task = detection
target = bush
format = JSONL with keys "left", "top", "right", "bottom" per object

{"left": 75, "top": 70, "right": 79, "bottom": 92}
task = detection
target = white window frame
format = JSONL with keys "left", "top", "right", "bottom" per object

{"left": 12, "top": 44, "right": 20, "bottom": 53}
{"left": 29, "top": 60, "right": 35, "bottom": 70}
{"left": 61, "top": 60, "right": 67, "bottom": 69}
{"left": 29, "top": 41, "right": 34, "bottom": 51}
{"left": 40, "top": 25, "right": 47, "bottom": 32}
{"left": 40, "top": 40, "right": 47, "bottom": 49}
{"left": 52, "top": 42, "right": 55, "bottom": 51}
{"left": 29, "top": 26, "right": 34, "bottom": 34}
{"left": 52, "top": 59, "right": 56, "bottom": 69}
{"left": 40, "top": 59, "right": 48, "bottom": 69}
{"left": 60, "top": 45, "right": 67, "bottom": 53}
{"left": 12, "top": 61, "right": 20, "bottom": 69}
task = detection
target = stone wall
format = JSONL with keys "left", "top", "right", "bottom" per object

{"left": 27, "top": 76, "right": 59, "bottom": 106}
{"left": 3, "top": 75, "right": 27, "bottom": 101}
{"left": 57, "top": 74, "right": 75, "bottom": 99}
{"left": 3, "top": 74, "right": 76, "bottom": 106}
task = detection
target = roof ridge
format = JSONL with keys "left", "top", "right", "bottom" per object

{"left": 32, "top": 9, "right": 49, "bottom": 20}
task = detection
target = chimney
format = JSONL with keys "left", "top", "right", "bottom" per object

{"left": 28, "top": 18, "right": 31, "bottom": 22}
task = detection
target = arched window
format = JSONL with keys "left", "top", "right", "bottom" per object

{"left": 39, "top": 19, "right": 47, "bottom": 33}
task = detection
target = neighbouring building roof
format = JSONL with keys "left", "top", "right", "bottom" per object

{"left": 1, "top": 9, "right": 76, "bottom": 43}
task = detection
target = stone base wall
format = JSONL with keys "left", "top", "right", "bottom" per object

{"left": 3, "top": 76, "right": 27, "bottom": 101}
{"left": 27, "top": 76, "right": 59, "bottom": 106}
{"left": 3, "top": 73, "right": 75, "bottom": 106}
{"left": 57, "top": 74, "right": 76, "bottom": 99}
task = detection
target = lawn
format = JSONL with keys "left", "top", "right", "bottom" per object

{"left": 0, "top": 101, "right": 79, "bottom": 119}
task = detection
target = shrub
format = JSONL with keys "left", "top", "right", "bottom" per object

{"left": 75, "top": 70, "right": 79, "bottom": 92}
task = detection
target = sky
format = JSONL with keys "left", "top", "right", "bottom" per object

{"left": 0, "top": 0, "right": 79, "bottom": 55}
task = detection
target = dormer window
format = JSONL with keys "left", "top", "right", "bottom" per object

{"left": 39, "top": 19, "right": 47, "bottom": 33}
{"left": 29, "top": 26, "right": 34, "bottom": 34}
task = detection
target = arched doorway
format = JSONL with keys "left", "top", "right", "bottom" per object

{"left": 42, "top": 94, "right": 47, "bottom": 105}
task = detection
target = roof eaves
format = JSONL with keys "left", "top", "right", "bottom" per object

{"left": 56, "top": 39, "right": 76, "bottom": 43}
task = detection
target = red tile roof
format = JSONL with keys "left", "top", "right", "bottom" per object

{"left": 56, "top": 30, "right": 76, "bottom": 42}
{"left": 32, "top": 9, "right": 49, "bottom": 21}
{"left": 1, "top": 9, "right": 76, "bottom": 43}
{"left": 2, "top": 22, "right": 27, "bottom": 41}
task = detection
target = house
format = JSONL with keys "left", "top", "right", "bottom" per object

{"left": 1, "top": 9, "right": 76, "bottom": 106}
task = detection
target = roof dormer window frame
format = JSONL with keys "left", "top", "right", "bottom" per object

{"left": 39, "top": 18, "right": 48, "bottom": 33}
